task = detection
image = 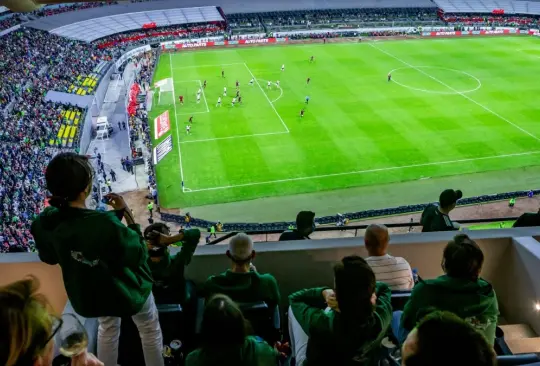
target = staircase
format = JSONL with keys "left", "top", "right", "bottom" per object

{"left": 500, "top": 324, "right": 540, "bottom": 354}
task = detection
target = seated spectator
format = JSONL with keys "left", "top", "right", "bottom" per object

{"left": 186, "top": 294, "right": 280, "bottom": 366}
{"left": 30, "top": 152, "right": 164, "bottom": 366}
{"left": 279, "top": 210, "right": 315, "bottom": 241}
{"left": 421, "top": 189, "right": 462, "bottom": 232}
{"left": 402, "top": 311, "right": 496, "bottom": 366}
{"left": 288, "top": 255, "right": 392, "bottom": 366}
{"left": 399, "top": 234, "right": 498, "bottom": 345}
{"left": 0, "top": 275, "right": 103, "bottom": 366}
{"left": 513, "top": 208, "right": 540, "bottom": 227}
{"left": 364, "top": 224, "right": 414, "bottom": 290}
{"left": 204, "top": 233, "right": 280, "bottom": 311}
{"left": 144, "top": 223, "right": 200, "bottom": 304}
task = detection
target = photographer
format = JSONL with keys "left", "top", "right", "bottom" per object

{"left": 144, "top": 223, "right": 200, "bottom": 305}
{"left": 30, "top": 152, "right": 164, "bottom": 366}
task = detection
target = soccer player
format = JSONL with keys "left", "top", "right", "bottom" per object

{"left": 236, "top": 90, "right": 240, "bottom": 98}
{"left": 249, "top": 78, "right": 254, "bottom": 86}
{"left": 388, "top": 73, "right": 392, "bottom": 82}
{"left": 281, "top": 64, "right": 285, "bottom": 71}
{"left": 186, "top": 125, "right": 191, "bottom": 135}
{"left": 300, "top": 109, "right": 305, "bottom": 118}
{"left": 306, "top": 77, "right": 311, "bottom": 85}
{"left": 197, "top": 87, "right": 202, "bottom": 95}
{"left": 231, "top": 97, "right": 236, "bottom": 107}
{"left": 221, "top": 69, "right": 225, "bottom": 78}
{"left": 189, "top": 116, "right": 193, "bottom": 124}
{"left": 178, "top": 95, "right": 184, "bottom": 105}
{"left": 236, "top": 80, "right": 239, "bottom": 89}
{"left": 223, "top": 86, "right": 227, "bottom": 96}
{"left": 238, "top": 96, "right": 242, "bottom": 104}
{"left": 267, "top": 81, "right": 271, "bottom": 89}
{"left": 196, "top": 93, "right": 201, "bottom": 104}
{"left": 203, "top": 80, "right": 207, "bottom": 88}
{"left": 276, "top": 80, "right": 280, "bottom": 88}
{"left": 305, "top": 96, "right": 310, "bottom": 104}
{"left": 310, "top": 56, "right": 314, "bottom": 63}
{"left": 216, "top": 96, "right": 222, "bottom": 107}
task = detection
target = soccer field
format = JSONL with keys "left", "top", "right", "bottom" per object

{"left": 149, "top": 36, "right": 540, "bottom": 209}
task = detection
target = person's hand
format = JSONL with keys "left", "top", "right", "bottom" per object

{"left": 146, "top": 230, "right": 169, "bottom": 246}
{"left": 249, "top": 263, "right": 257, "bottom": 272}
{"left": 104, "top": 193, "right": 128, "bottom": 211}
{"left": 72, "top": 350, "right": 104, "bottom": 366}
{"left": 275, "top": 341, "right": 291, "bottom": 360}
{"left": 322, "top": 289, "right": 339, "bottom": 312}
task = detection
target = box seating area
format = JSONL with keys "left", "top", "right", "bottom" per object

{"left": 50, "top": 108, "right": 82, "bottom": 148}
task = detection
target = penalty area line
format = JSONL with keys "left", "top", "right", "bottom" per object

{"left": 180, "top": 131, "right": 288, "bottom": 144}
{"left": 184, "top": 150, "right": 540, "bottom": 193}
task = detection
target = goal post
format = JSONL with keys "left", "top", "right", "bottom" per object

{"left": 154, "top": 78, "right": 174, "bottom": 106}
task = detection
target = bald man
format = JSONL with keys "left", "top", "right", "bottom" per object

{"left": 364, "top": 224, "right": 414, "bottom": 291}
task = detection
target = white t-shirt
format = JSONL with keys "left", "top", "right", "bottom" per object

{"left": 366, "top": 254, "right": 414, "bottom": 291}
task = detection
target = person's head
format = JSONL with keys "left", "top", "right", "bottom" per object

{"left": 296, "top": 211, "right": 315, "bottom": 236}
{"left": 0, "top": 276, "right": 59, "bottom": 366}
{"left": 364, "top": 224, "right": 390, "bottom": 256}
{"left": 226, "top": 233, "right": 254, "bottom": 272}
{"left": 439, "top": 189, "right": 463, "bottom": 212}
{"left": 144, "top": 223, "right": 170, "bottom": 262}
{"left": 200, "top": 294, "right": 248, "bottom": 349}
{"left": 45, "top": 152, "right": 93, "bottom": 209}
{"left": 333, "top": 256, "right": 376, "bottom": 321}
{"left": 442, "top": 234, "right": 484, "bottom": 281}
{"left": 402, "top": 311, "right": 496, "bottom": 366}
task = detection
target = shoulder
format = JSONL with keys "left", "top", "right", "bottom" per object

{"left": 257, "top": 272, "right": 279, "bottom": 286}
{"left": 185, "top": 348, "right": 201, "bottom": 365}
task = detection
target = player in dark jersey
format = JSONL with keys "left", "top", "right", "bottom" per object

{"left": 388, "top": 73, "right": 392, "bottom": 82}
{"left": 238, "top": 96, "right": 242, "bottom": 104}
{"left": 189, "top": 116, "right": 193, "bottom": 124}
{"left": 221, "top": 69, "right": 225, "bottom": 78}
{"left": 236, "top": 80, "right": 239, "bottom": 89}
{"left": 306, "top": 77, "right": 311, "bottom": 85}
{"left": 310, "top": 56, "right": 314, "bottom": 63}
{"left": 179, "top": 95, "right": 184, "bottom": 105}
{"left": 236, "top": 90, "right": 240, "bottom": 98}
{"left": 203, "top": 80, "right": 207, "bottom": 88}
{"left": 300, "top": 109, "right": 305, "bottom": 118}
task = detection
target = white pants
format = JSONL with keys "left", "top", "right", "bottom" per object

{"left": 97, "top": 293, "right": 164, "bottom": 366}
{"left": 288, "top": 306, "right": 309, "bottom": 366}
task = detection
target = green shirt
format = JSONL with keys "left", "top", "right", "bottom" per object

{"left": 31, "top": 207, "right": 153, "bottom": 318}
{"left": 420, "top": 204, "right": 457, "bottom": 232}
{"left": 204, "top": 270, "right": 280, "bottom": 310}
{"left": 147, "top": 229, "right": 199, "bottom": 303}
{"left": 147, "top": 202, "right": 154, "bottom": 210}
{"left": 185, "top": 336, "right": 279, "bottom": 366}
{"left": 401, "top": 275, "right": 499, "bottom": 344}
{"left": 210, "top": 226, "right": 215, "bottom": 234}
{"left": 289, "top": 283, "right": 392, "bottom": 366}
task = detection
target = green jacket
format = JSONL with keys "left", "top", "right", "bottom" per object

{"left": 289, "top": 283, "right": 392, "bottom": 366}
{"left": 401, "top": 275, "right": 499, "bottom": 344}
{"left": 147, "top": 229, "right": 199, "bottom": 303}
{"left": 31, "top": 207, "right": 153, "bottom": 318}
{"left": 204, "top": 270, "right": 280, "bottom": 310}
{"left": 185, "top": 336, "right": 279, "bottom": 366}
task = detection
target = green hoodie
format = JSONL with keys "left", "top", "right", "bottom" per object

{"left": 401, "top": 275, "right": 499, "bottom": 344}
{"left": 289, "top": 283, "right": 392, "bottom": 366}
{"left": 31, "top": 207, "right": 153, "bottom": 318}
{"left": 147, "top": 229, "right": 200, "bottom": 303}
{"left": 203, "top": 270, "right": 280, "bottom": 310}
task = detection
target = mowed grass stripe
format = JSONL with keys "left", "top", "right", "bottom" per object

{"left": 149, "top": 38, "right": 540, "bottom": 208}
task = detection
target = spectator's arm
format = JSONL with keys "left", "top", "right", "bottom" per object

{"left": 374, "top": 282, "right": 393, "bottom": 332}
{"left": 404, "top": 260, "right": 415, "bottom": 290}
{"left": 30, "top": 215, "right": 58, "bottom": 265}
{"left": 110, "top": 218, "right": 147, "bottom": 269}
{"left": 168, "top": 229, "right": 200, "bottom": 278}
{"left": 289, "top": 287, "right": 331, "bottom": 337}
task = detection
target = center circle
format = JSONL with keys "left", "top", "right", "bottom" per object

{"left": 389, "top": 66, "right": 482, "bottom": 95}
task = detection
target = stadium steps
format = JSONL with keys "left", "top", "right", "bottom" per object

{"left": 500, "top": 324, "right": 540, "bottom": 354}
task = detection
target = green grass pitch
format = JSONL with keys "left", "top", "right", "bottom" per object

{"left": 149, "top": 36, "right": 540, "bottom": 209}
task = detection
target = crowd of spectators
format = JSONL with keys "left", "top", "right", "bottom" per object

{"left": 441, "top": 13, "right": 540, "bottom": 27}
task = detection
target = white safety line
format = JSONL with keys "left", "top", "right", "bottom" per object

{"left": 368, "top": 43, "right": 540, "bottom": 142}
{"left": 180, "top": 131, "right": 288, "bottom": 144}
{"left": 185, "top": 150, "right": 540, "bottom": 193}
{"left": 198, "top": 80, "right": 210, "bottom": 113}
{"left": 243, "top": 63, "right": 290, "bottom": 133}
{"left": 169, "top": 53, "right": 186, "bottom": 192}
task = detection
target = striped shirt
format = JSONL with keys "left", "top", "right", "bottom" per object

{"left": 366, "top": 254, "right": 414, "bottom": 291}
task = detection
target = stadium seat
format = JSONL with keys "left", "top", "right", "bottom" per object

{"left": 238, "top": 301, "right": 281, "bottom": 344}
{"left": 497, "top": 354, "right": 540, "bottom": 365}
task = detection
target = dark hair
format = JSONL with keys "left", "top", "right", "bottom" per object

{"left": 404, "top": 311, "right": 495, "bottom": 366}
{"left": 439, "top": 189, "right": 463, "bottom": 209}
{"left": 200, "top": 294, "right": 248, "bottom": 357}
{"left": 45, "top": 153, "right": 93, "bottom": 209}
{"left": 442, "top": 234, "right": 484, "bottom": 280}
{"left": 143, "top": 223, "right": 170, "bottom": 241}
{"left": 334, "top": 256, "right": 376, "bottom": 323}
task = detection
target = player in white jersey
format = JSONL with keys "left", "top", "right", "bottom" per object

{"left": 197, "top": 88, "right": 202, "bottom": 95}
{"left": 196, "top": 93, "right": 201, "bottom": 104}
{"left": 281, "top": 64, "right": 285, "bottom": 71}
{"left": 186, "top": 125, "right": 191, "bottom": 134}
{"left": 216, "top": 96, "right": 222, "bottom": 107}
{"left": 231, "top": 97, "right": 237, "bottom": 106}
{"left": 267, "top": 81, "right": 271, "bottom": 89}
{"left": 276, "top": 80, "right": 280, "bottom": 88}
{"left": 223, "top": 86, "right": 227, "bottom": 96}
{"left": 249, "top": 78, "right": 254, "bottom": 86}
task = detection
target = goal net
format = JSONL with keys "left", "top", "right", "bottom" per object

{"left": 154, "top": 78, "right": 174, "bottom": 106}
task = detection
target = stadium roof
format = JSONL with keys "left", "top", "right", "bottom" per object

{"left": 26, "top": 0, "right": 436, "bottom": 33}
{"left": 48, "top": 6, "right": 223, "bottom": 42}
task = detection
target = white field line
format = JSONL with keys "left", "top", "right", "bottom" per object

{"left": 180, "top": 131, "right": 288, "bottom": 144}
{"left": 368, "top": 43, "right": 540, "bottom": 142}
{"left": 172, "top": 62, "right": 245, "bottom": 70}
{"left": 243, "top": 63, "right": 290, "bottom": 133}
{"left": 198, "top": 80, "right": 210, "bottom": 112}
{"left": 169, "top": 53, "right": 185, "bottom": 192}
{"left": 185, "top": 150, "right": 540, "bottom": 193}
